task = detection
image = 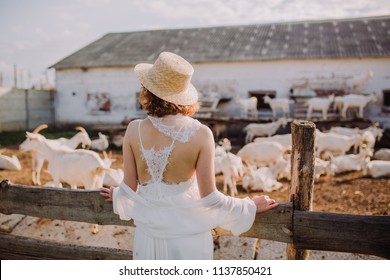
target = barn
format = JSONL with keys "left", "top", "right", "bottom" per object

{"left": 50, "top": 15, "right": 390, "bottom": 126}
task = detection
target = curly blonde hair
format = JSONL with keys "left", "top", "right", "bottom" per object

{"left": 138, "top": 86, "right": 199, "bottom": 117}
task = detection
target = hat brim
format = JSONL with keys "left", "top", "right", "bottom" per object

{"left": 134, "top": 63, "right": 198, "bottom": 106}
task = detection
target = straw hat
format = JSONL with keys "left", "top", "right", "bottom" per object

{"left": 134, "top": 52, "right": 198, "bottom": 105}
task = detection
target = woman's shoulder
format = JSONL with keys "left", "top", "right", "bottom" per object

{"left": 193, "top": 120, "right": 214, "bottom": 141}
{"left": 124, "top": 118, "right": 145, "bottom": 137}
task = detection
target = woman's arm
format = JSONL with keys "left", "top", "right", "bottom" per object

{"left": 122, "top": 120, "right": 139, "bottom": 192}
{"left": 100, "top": 120, "right": 139, "bottom": 201}
{"left": 195, "top": 125, "right": 279, "bottom": 212}
{"left": 195, "top": 125, "right": 218, "bottom": 198}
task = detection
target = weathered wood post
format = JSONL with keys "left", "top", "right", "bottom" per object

{"left": 287, "top": 120, "right": 316, "bottom": 260}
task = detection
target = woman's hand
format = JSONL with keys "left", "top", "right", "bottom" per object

{"left": 252, "top": 195, "right": 279, "bottom": 213}
{"left": 100, "top": 186, "right": 115, "bottom": 202}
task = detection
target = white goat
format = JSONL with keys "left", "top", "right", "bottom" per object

{"left": 340, "top": 93, "right": 377, "bottom": 119}
{"left": 329, "top": 126, "right": 360, "bottom": 136}
{"left": 237, "top": 141, "right": 285, "bottom": 167}
{"left": 269, "top": 155, "right": 291, "bottom": 181}
{"left": 306, "top": 94, "right": 335, "bottom": 120}
{"left": 362, "top": 130, "right": 378, "bottom": 151}
{"left": 244, "top": 118, "right": 288, "bottom": 143}
{"left": 327, "top": 145, "right": 372, "bottom": 176}
{"left": 263, "top": 96, "right": 293, "bottom": 119}
{"left": 216, "top": 150, "right": 244, "bottom": 197}
{"left": 27, "top": 124, "right": 92, "bottom": 185}
{"left": 345, "top": 69, "right": 374, "bottom": 94}
{"left": 111, "top": 134, "right": 124, "bottom": 148}
{"left": 242, "top": 166, "right": 282, "bottom": 192}
{"left": 215, "top": 138, "right": 232, "bottom": 174}
{"left": 374, "top": 149, "right": 390, "bottom": 161}
{"left": 314, "top": 157, "right": 332, "bottom": 179}
{"left": 363, "top": 125, "right": 383, "bottom": 141}
{"left": 0, "top": 154, "right": 22, "bottom": 171}
{"left": 19, "top": 132, "right": 106, "bottom": 190}
{"left": 237, "top": 97, "right": 258, "bottom": 119}
{"left": 316, "top": 132, "right": 362, "bottom": 157}
{"left": 254, "top": 133, "right": 292, "bottom": 151}
{"left": 101, "top": 151, "right": 124, "bottom": 187}
{"left": 363, "top": 160, "right": 390, "bottom": 178}
{"left": 90, "top": 132, "right": 109, "bottom": 151}
{"left": 333, "top": 96, "right": 344, "bottom": 112}
{"left": 330, "top": 124, "right": 382, "bottom": 141}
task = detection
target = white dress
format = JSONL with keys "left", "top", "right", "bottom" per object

{"left": 113, "top": 115, "right": 256, "bottom": 260}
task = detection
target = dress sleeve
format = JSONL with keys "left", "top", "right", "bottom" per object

{"left": 112, "top": 181, "right": 150, "bottom": 221}
{"left": 200, "top": 190, "right": 257, "bottom": 236}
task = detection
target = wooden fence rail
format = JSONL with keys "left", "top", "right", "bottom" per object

{"left": 1, "top": 120, "right": 389, "bottom": 260}
{"left": 0, "top": 180, "right": 389, "bottom": 259}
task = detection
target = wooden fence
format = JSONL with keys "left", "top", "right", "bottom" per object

{"left": 0, "top": 120, "right": 389, "bottom": 259}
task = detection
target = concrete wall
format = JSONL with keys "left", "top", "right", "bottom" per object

{"left": 54, "top": 57, "right": 390, "bottom": 125}
{"left": 0, "top": 87, "right": 54, "bottom": 132}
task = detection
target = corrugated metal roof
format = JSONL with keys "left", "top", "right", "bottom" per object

{"left": 51, "top": 15, "right": 390, "bottom": 69}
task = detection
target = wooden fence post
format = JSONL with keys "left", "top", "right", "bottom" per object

{"left": 287, "top": 120, "right": 316, "bottom": 260}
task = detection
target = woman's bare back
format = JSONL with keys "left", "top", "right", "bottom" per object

{"left": 130, "top": 117, "right": 205, "bottom": 184}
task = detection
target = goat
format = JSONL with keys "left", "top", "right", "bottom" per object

{"left": 315, "top": 132, "right": 362, "bottom": 157}
{"left": 269, "top": 155, "right": 291, "bottom": 181}
{"left": 26, "top": 124, "right": 92, "bottom": 185}
{"left": 330, "top": 124, "right": 382, "bottom": 142}
{"left": 263, "top": 96, "right": 293, "bottom": 119}
{"left": 329, "top": 126, "right": 360, "bottom": 136}
{"left": 236, "top": 97, "right": 258, "bottom": 119}
{"left": 363, "top": 160, "right": 390, "bottom": 178}
{"left": 314, "top": 157, "right": 332, "bottom": 179}
{"left": 215, "top": 149, "right": 243, "bottom": 197}
{"left": 19, "top": 132, "right": 107, "bottom": 190}
{"left": 374, "top": 149, "right": 390, "bottom": 161}
{"left": 345, "top": 69, "right": 374, "bottom": 94}
{"left": 340, "top": 93, "right": 377, "bottom": 119}
{"left": 333, "top": 96, "right": 344, "bottom": 112}
{"left": 237, "top": 141, "right": 285, "bottom": 167}
{"left": 101, "top": 151, "right": 124, "bottom": 187}
{"left": 90, "top": 132, "right": 109, "bottom": 151}
{"left": 306, "top": 94, "right": 334, "bottom": 120}
{"left": 111, "top": 134, "right": 124, "bottom": 148}
{"left": 244, "top": 118, "right": 288, "bottom": 143}
{"left": 327, "top": 145, "right": 372, "bottom": 176}
{"left": 254, "top": 133, "right": 292, "bottom": 151}
{"left": 242, "top": 166, "right": 282, "bottom": 192}
{"left": 0, "top": 154, "right": 21, "bottom": 171}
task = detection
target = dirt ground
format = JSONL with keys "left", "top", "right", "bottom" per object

{"left": 0, "top": 143, "right": 389, "bottom": 260}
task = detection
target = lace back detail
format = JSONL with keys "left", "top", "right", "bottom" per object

{"left": 148, "top": 115, "right": 201, "bottom": 143}
{"left": 138, "top": 115, "right": 200, "bottom": 186}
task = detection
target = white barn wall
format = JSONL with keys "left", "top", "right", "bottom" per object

{"left": 55, "top": 67, "right": 140, "bottom": 125}
{"left": 55, "top": 58, "right": 390, "bottom": 125}
{"left": 192, "top": 58, "right": 390, "bottom": 116}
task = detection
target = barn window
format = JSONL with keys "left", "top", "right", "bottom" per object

{"left": 383, "top": 89, "right": 390, "bottom": 112}
{"left": 248, "top": 90, "right": 276, "bottom": 109}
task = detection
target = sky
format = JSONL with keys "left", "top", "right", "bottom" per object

{"left": 0, "top": 0, "right": 389, "bottom": 88}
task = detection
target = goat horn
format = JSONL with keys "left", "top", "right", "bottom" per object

{"left": 32, "top": 124, "right": 48, "bottom": 133}
{"left": 75, "top": 126, "right": 87, "bottom": 134}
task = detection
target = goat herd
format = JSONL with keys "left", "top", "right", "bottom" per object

{"left": 0, "top": 120, "right": 389, "bottom": 198}
{"left": 215, "top": 120, "right": 389, "bottom": 197}
{"left": 236, "top": 92, "right": 377, "bottom": 121}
